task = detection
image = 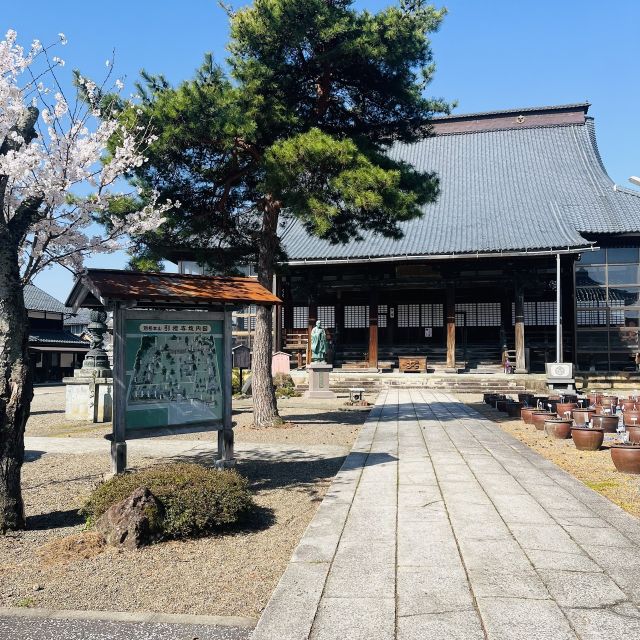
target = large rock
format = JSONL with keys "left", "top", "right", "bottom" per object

{"left": 96, "top": 487, "right": 163, "bottom": 549}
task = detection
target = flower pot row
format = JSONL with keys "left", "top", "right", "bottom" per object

{"left": 519, "top": 404, "right": 640, "bottom": 474}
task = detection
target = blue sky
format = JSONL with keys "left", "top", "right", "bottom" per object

{"left": 4, "top": 0, "right": 640, "bottom": 302}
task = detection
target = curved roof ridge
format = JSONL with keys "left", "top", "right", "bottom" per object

{"left": 433, "top": 102, "right": 590, "bottom": 121}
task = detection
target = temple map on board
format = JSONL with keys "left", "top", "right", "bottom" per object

{"left": 125, "top": 321, "right": 223, "bottom": 428}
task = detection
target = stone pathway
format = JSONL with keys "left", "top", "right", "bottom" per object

{"left": 252, "top": 390, "right": 640, "bottom": 640}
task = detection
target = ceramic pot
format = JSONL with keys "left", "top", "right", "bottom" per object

{"left": 626, "top": 425, "right": 640, "bottom": 444}
{"left": 594, "top": 404, "right": 617, "bottom": 416}
{"left": 620, "top": 399, "right": 640, "bottom": 412}
{"left": 571, "top": 427, "right": 604, "bottom": 451}
{"left": 588, "top": 392, "right": 604, "bottom": 406}
{"left": 610, "top": 444, "right": 640, "bottom": 474}
{"left": 602, "top": 396, "right": 619, "bottom": 408}
{"left": 546, "top": 398, "right": 561, "bottom": 413}
{"left": 506, "top": 401, "right": 522, "bottom": 418}
{"left": 532, "top": 411, "right": 555, "bottom": 431}
{"left": 496, "top": 399, "right": 509, "bottom": 413}
{"left": 623, "top": 410, "right": 640, "bottom": 427}
{"left": 591, "top": 415, "right": 619, "bottom": 433}
{"left": 544, "top": 418, "right": 573, "bottom": 439}
{"left": 521, "top": 407, "right": 538, "bottom": 424}
{"left": 556, "top": 403, "right": 578, "bottom": 418}
{"left": 572, "top": 408, "right": 596, "bottom": 425}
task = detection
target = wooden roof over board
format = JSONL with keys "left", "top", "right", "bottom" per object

{"left": 65, "top": 269, "right": 281, "bottom": 310}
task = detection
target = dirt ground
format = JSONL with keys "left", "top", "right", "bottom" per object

{"left": 460, "top": 394, "right": 640, "bottom": 519}
{"left": 1, "top": 388, "right": 370, "bottom": 617}
{"left": 26, "top": 386, "right": 367, "bottom": 448}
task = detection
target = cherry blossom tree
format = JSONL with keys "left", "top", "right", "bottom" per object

{"left": 0, "top": 30, "right": 173, "bottom": 532}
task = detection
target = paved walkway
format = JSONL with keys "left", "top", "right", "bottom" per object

{"left": 252, "top": 390, "right": 640, "bottom": 640}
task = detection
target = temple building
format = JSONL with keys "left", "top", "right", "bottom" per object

{"left": 274, "top": 103, "right": 640, "bottom": 374}
{"left": 179, "top": 103, "right": 640, "bottom": 375}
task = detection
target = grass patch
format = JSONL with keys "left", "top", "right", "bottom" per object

{"left": 16, "top": 597, "right": 34, "bottom": 608}
{"left": 585, "top": 479, "right": 620, "bottom": 492}
{"left": 81, "top": 463, "right": 255, "bottom": 540}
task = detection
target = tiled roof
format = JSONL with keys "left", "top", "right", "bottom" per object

{"left": 24, "top": 285, "right": 67, "bottom": 313}
{"left": 29, "top": 330, "right": 89, "bottom": 347}
{"left": 281, "top": 105, "right": 640, "bottom": 262}
{"left": 66, "top": 269, "right": 281, "bottom": 308}
{"left": 63, "top": 308, "right": 92, "bottom": 326}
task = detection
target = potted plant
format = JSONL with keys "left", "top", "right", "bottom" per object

{"left": 521, "top": 406, "right": 538, "bottom": 424}
{"left": 588, "top": 392, "right": 604, "bottom": 406}
{"left": 556, "top": 402, "right": 577, "bottom": 416}
{"left": 544, "top": 417, "right": 573, "bottom": 439}
{"left": 571, "top": 426, "right": 604, "bottom": 451}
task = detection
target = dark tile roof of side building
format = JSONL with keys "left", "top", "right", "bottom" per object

{"left": 23, "top": 284, "right": 68, "bottom": 313}
{"left": 281, "top": 103, "right": 640, "bottom": 263}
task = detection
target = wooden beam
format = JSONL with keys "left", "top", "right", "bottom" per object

{"left": 446, "top": 287, "right": 456, "bottom": 369}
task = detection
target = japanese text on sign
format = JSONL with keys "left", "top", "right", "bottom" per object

{"left": 139, "top": 324, "right": 212, "bottom": 334}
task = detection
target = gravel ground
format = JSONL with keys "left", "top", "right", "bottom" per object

{"left": 459, "top": 393, "right": 640, "bottom": 519}
{"left": 2, "top": 393, "right": 369, "bottom": 618}
{"left": 26, "top": 387, "right": 367, "bottom": 448}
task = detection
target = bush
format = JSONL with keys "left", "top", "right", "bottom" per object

{"left": 273, "top": 373, "right": 298, "bottom": 398}
{"left": 81, "top": 463, "right": 255, "bottom": 539}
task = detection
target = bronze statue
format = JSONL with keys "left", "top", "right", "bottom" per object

{"left": 310, "top": 320, "right": 328, "bottom": 362}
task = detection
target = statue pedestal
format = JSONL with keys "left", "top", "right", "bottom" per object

{"left": 304, "top": 362, "right": 335, "bottom": 399}
{"left": 64, "top": 368, "right": 113, "bottom": 422}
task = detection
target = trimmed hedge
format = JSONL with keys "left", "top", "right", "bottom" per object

{"left": 81, "top": 463, "right": 254, "bottom": 539}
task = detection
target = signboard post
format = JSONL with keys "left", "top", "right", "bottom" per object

{"left": 111, "top": 309, "right": 233, "bottom": 473}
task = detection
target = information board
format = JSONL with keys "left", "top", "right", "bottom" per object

{"left": 124, "top": 318, "right": 224, "bottom": 430}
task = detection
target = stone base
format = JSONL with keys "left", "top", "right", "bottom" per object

{"left": 304, "top": 361, "right": 336, "bottom": 399}
{"left": 64, "top": 373, "right": 113, "bottom": 422}
{"left": 214, "top": 458, "right": 238, "bottom": 469}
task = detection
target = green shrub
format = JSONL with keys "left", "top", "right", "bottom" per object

{"left": 273, "top": 373, "right": 298, "bottom": 398}
{"left": 81, "top": 463, "right": 254, "bottom": 539}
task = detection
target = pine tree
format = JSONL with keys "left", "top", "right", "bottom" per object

{"left": 126, "top": 0, "right": 450, "bottom": 426}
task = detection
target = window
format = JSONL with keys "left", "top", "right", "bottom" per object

{"left": 293, "top": 306, "right": 309, "bottom": 329}
{"left": 317, "top": 306, "right": 335, "bottom": 328}
{"left": 420, "top": 304, "right": 444, "bottom": 327}
{"left": 512, "top": 301, "right": 557, "bottom": 326}
{"left": 344, "top": 305, "right": 369, "bottom": 328}
{"left": 378, "top": 305, "right": 388, "bottom": 328}
{"left": 455, "top": 303, "right": 476, "bottom": 326}
{"left": 476, "top": 303, "right": 501, "bottom": 326}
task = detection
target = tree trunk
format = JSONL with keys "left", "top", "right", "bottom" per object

{"left": 0, "top": 234, "right": 32, "bottom": 533}
{"left": 251, "top": 198, "right": 282, "bottom": 428}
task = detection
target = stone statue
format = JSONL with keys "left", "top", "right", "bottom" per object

{"left": 310, "top": 320, "right": 328, "bottom": 362}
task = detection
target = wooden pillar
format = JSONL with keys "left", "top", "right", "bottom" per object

{"left": 274, "top": 275, "right": 283, "bottom": 351}
{"left": 334, "top": 293, "right": 344, "bottom": 365}
{"left": 111, "top": 303, "right": 127, "bottom": 474}
{"left": 368, "top": 292, "right": 379, "bottom": 369}
{"left": 446, "top": 286, "right": 456, "bottom": 370}
{"left": 515, "top": 282, "right": 527, "bottom": 373}
{"left": 306, "top": 299, "right": 318, "bottom": 365}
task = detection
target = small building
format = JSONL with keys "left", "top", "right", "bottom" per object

{"left": 24, "top": 285, "right": 89, "bottom": 382}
